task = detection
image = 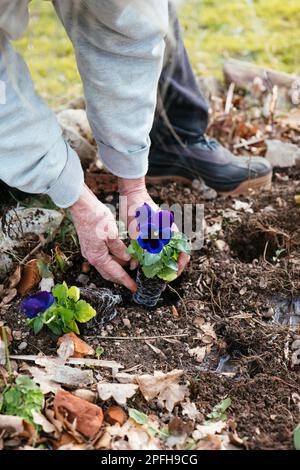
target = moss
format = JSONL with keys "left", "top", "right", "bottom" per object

{"left": 12, "top": 0, "right": 300, "bottom": 105}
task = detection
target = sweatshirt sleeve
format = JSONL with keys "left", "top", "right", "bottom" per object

{"left": 53, "top": 0, "right": 168, "bottom": 178}
{"left": 0, "top": 34, "right": 84, "bottom": 208}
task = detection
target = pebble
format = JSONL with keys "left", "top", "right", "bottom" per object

{"left": 76, "top": 274, "right": 90, "bottom": 286}
{"left": 18, "top": 341, "right": 27, "bottom": 351}
{"left": 262, "top": 307, "right": 274, "bottom": 319}
{"left": 122, "top": 318, "right": 131, "bottom": 328}
{"left": 12, "top": 330, "right": 22, "bottom": 341}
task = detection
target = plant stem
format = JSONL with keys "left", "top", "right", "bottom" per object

{"left": 1, "top": 327, "right": 12, "bottom": 379}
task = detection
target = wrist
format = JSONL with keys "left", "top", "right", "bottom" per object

{"left": 118, "top": 177, "right": 146, "bottom": 196}
{"left": 68, "top": 184, "right": 101, "bottom": 220}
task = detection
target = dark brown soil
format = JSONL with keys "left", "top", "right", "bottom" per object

{"left": 1, "top": 174, "right": 300, "bottom": 450}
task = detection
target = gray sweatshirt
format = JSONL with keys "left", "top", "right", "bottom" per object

{"left": 0, "top": 0, "right": 168, "bottom": 207}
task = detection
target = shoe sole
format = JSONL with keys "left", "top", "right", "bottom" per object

{"left": 146, "top": 172, "right": 272, "bottom": 197}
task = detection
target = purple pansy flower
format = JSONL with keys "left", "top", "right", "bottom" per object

{"left": 20, "top": 291, "right": 54, "bottom": 319}
{"left": 136, "top": 203, "right": 174, "bottom": 254}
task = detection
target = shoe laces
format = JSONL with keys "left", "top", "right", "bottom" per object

{"left": 197, "top": 135, "right": 220, "bottom": 151}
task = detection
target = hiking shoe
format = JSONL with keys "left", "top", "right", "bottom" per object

{"left": 147, "top": 136, "right": 272, "bottom": 196}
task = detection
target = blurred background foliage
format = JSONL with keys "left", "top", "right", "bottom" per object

{"left": 14, "top": 0, "right": 300, "bottom": 106}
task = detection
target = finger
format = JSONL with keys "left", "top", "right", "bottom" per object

{"left": 177, "top": 252, "right": 190, "bottom": 277}
{"left": 130, "top": 258, "right": 139, "bottom": 270}
{"left": 111, "top": 255, "right": 130, "bottom": 267}
{"left": 107, "top": 237, "right": 131, "bottom": 263}
{"left": 94, "top": 255, "right": 137, "bottom": 293}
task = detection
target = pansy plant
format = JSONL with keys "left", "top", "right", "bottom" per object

{"left": 128, "top": 203, "right": 191, "bottom": 282}
{"left": 20, "top": 282, "right": 96, "bottom": 335}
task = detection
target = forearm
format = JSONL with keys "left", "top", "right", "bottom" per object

{"left": 54, "top": 0, "right": 168, "bottom": 179}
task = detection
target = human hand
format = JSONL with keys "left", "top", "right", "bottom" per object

{"left": 118, "top": 177, "right": 190, "bottom": 277}
{"left": 69, "top": 184, "right": 137, "bottom": 292}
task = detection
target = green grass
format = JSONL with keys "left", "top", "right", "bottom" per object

{"left": 13, "top": 0, "right": 300, "bottom": 105}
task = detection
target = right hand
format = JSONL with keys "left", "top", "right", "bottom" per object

{"left": 69, "top": 184, "right": 137, "bottom": 292}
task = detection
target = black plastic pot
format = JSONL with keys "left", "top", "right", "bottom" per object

{"left": 133, "top": 269, "right": 167, "bottom": 307}
{"left": 80, "top": 287, "right": 122, "bottom": 332}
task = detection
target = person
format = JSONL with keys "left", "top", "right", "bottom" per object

{"left": 0, "top": 0, "right": 190, "bottom": 293}
{"left": 148, "top": 6, "right": 272, "bottom": 195}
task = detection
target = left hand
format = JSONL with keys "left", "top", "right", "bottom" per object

{"left": 118, "top": 177, "right": 190, "bottom": 277}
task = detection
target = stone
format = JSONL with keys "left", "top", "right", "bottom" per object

{"left": 266, "top": 139, "right": 300, "bottom": 168}
{"left": 76, "top": 274, "right": 90, "bottom": 286}
{"left": 0, "top": 208, "right": 63, "bottom": 281}
{"left": 18, "top": 342, "right": 28, "bottom": 351}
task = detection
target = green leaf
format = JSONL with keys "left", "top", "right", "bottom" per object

{"left": 157, "top": 267, "right": 178, "bottom": 282}
{"left": 36, "top": 259, "right": 52, "bottom": 278}
{"left": 207, "top": 397, "right": 232, "bottom": 422}
{"left": 74, "top": 300, "right": 96, "bottom": 323}
{"left": 52, "top": 282, "right": 68, "bottom": 303}
{"left": 165, "top": 259, "right": 178, "bottom": 271}
{"left": 129, "top": 408, "right": 148, "bottom": 425}
{"left": 95, "top": 345, "right": 104, "bottom": 358}
{"left": 47, "top": 322, "right": 63, "bottom": 336}
{"left": 142, "top": 262, "right": 163, "bottom": 279}
{"left": 144, "top": 251, "right": 163, "bottom": 266}
{"left": 33, "top": 316, "right": 44, "bottom": 335}
{"left": 294, "top": 424, "right": 300, "bottom": 450}
{"left": 2, "top": 376, "right": 44, "bottom": 427}
{"left": 68, "top": 286, "right": 80, "bottom": 302}
{"left": 59, "top": 307, "right": 74, "bottom": 324}
{"left": 66, "top": 320, "right": 80, "bottom": 334}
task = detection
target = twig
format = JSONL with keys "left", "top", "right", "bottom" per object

{"left": 84, "top": 333, "right": 189, "bottom": 341}
{"left": 234, "top": 137, "right": 265, "bottom": 150}
{"left": 20, "top": 240, "right": 43, "bottom": 265}
{"left": 225, "top": 82, "right": 235, "bottom": 114}
{"left": 168, "top": 285, "right": 188, "bottom": 317}
{"left": 1, "top": 327, "right": 12, "bottom": 379}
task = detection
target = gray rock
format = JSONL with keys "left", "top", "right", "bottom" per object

{"left": 198, "top": 76, "right": 224, "bottom": 99}
{"left": 18, "top": 342, "right": 28, "bottom": 351}
{"left": 0, "top": 207, "right": 63, "bottom": 281}
{"left": 76, "top": 274, "right": 90, "bottom": 286}
{"left": 266, "top": 139, "right": 300, "bottom": 168}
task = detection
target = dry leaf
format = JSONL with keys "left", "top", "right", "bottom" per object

{"left": 136, "top": 370, "right": 188, "bottom": 412}
{"left": 54, "top": 389, "right": 104, "bottom": 438}
{"left": 31, "top": 411, "right": 56, "bottom": 434}
{"left": 17, "top": 259, "right": 41, "bottom": 296}
{"left": 29, "top": 366, "right": 62, "bottom": 394}
{"left": 197, "top": 434, "right": 222, "bottom": 450}
{"left": 108, "top": 419, "right": 161, "bottom": 450}
{"left": 0, "top": 415, "right": 25, "bottom": 434}
{"left": 0, "top": 288, "right": 17, "bottom": 306}
{"left": 57, "top": 333, "right": 94, "bottom": 359}
{"left": 57, "top": 337, "right": 75, "bottom": 361}
{"left": 188, "top": 346, "right": 207, "bottom": 363}
{"left": 171, "top": 305, "right": 179, "bottom": 319}
{"left": 0, "top": 324, "right": 12, "bottom": 344}
{"left": 9, "top": 266, "right": 21, "bottom": 288}
{"left": 105, "top": 406, "right": 127, "bottom": 426}
{"left": 181, "top": 401, "right": 201, "bottom": 421}
{"left": 193, "top": 421, "right": 226, "bottom": 441}
{"left": 97, "top": 383, "right": 138, "bottom": 406}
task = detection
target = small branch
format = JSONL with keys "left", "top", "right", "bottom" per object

{"left": 84, "top": 333, "right": 189, "bottom": 341}
{"left": 225, "top": 82, "right": 235, "bottom": 114}
{"left": 1, "top": 327, "right": 12, "bottom": 379}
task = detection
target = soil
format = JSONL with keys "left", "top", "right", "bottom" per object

{"left": 1, "top": 172, "right": 300, "bottom": 450}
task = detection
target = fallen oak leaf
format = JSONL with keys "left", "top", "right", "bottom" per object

{"left": 97, "top": 383, "right": 138, "bottom": 406}
{"left": 136, "top": 369, "right": 188, "bottom": 412}
{"left": 181, "top": 401, "right": 202, "bottom": 421}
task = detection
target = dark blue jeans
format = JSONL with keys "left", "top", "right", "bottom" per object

{"left": 151, "top": 11, "right": 209, "bottom": 153}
